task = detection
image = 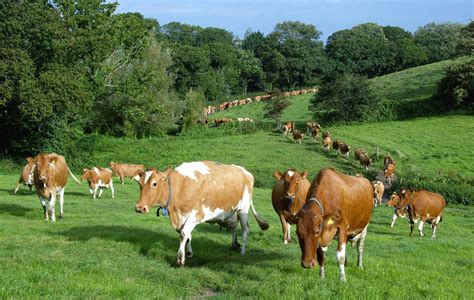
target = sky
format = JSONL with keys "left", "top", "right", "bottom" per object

{"left": 113, "top": 0, "right": 473, "bottom": 41}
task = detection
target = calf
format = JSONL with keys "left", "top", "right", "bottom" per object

{"left": 14, "top": 157, "right": 36, "bottom": 194}
{"left": 135, "top": 161, "right": 269, "bottom": 267}
{"left": 293, "top": 129, "right": 304, "bottom": 144}
{"left": 395, "top": 189, "right": 445, "bottom": 237}
{"left": 272, "top": 170, "right": 310, "bottom": 244}
{"left": 339, "top": 142, "right": 351, "bottom": 158}
{"left": 33, "top": 153, "right": 81, "bottom": 222}
{"left": 109, "top": 162, "right": 145, "bottom": 185}
{"left": 372, "top": 181, "right": 384, "bottom": 207}
{"left": 81, "top": 167, "right": 115, "bottom": 199}
{"left": 384, "top": 163, "right": 396, "bottom": 185}
{"left": 322, "top": 136, "right": 332, "bottom": 150}
{"left": 285, "top": 168, "right": 373, "bottom": 281}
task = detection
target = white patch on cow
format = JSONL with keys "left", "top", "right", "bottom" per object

{"left": 175, "top": 162, "right": 210, "bottom": 181}
{"left": 287, "top": 171, "right": 294, "bottom": 177}
{"left": 144, "top": 171, "right": 153, "bottom": 184}
{"left": 202, "top": 206, "right": 236, "bottom": 223}
{"left": 237, "top": 186, "right": 252, "bottom": 212}
{"left": 232, "top": 165, "right": 254, "bottom": 180}
{"left": 321, "top": 246, "right": 328, "bottom": 252}
{"left": 93, "top": 167, "right": 100, "bottom": 176}
{"left": 336, "top": 243, "right": 347, "bottom": 281}
{"left": 413, "top": 219, "right": 419, "bottom": 224}
{"left": 427, "top": 213, "right": 430, "bottom": 218}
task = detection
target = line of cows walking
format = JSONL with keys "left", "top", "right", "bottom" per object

{"left": 14, "top": 153, "right": 445, "bottom": 281}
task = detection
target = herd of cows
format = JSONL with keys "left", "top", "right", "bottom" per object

{"left": 13, "top": 149, "right": 446, "bottom": 281}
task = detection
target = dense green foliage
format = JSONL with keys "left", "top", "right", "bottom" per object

{"left": 437, "top": 58, "right": 474, "bottom": 110}
{"left": 414, "top": 22, "right": 464, "bottom": 63}
{"left": 1, "top": 179, "right": 473, "bottom": 298}
{"left": 456, "top": 21, "right": 474, "bottom": 57}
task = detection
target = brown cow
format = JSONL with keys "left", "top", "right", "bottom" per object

{"left": 395, "top": 189, "right": 446, "bottom": 237}
{"left": 285, "top": 168, "right": 373, "bottom": 281}
{"left": 372, "top": 181, "right": 384, "bottom": 207}
{"left": 134, "top": 161, "right": 269, "bottom": 267}
{"left": 281, "top": 122, "right": 295, "bottom": 138}
{"left": 387, "top": 192, "right": 401, "bottom": 227}
{"left": 306, "top": 122, "right": 321, "bottom": 134}
{"left": 322, "top": 131, "right": 330, "bottom": 139}
{"left": 384, "top": 154, "right": 394, "bottom": 169}
{"left": 14, "top": 157, "right": 36, "bottom": 194}
{"left": 332, "top": 140, "right": 341, "bottom": 154}
{"left": 293, "top": 129, "right": 304, "bottom": 144}
{"left": 310, "top": 127, "right": 320, "bottom": 141}
{"left": 384, "top": 163, "right": 396, "bottom": 185}
{"left": 272, "top": 170, "right": 310, "bottom": 244}
{"left": 322, "top": 136, "right": 332, "bottom": 150}
{"left": 109, "top": 162, "right": 145, "bottom": 185}
{"left": 359, "top": 153, "right": 372, "bottom": 170}
{"left": 339, "top": 142, "right": 351, "bottom": 158}
{"left": 33, "top": 153, "right": 81, "bottom": 222}
{"left": 81, "top": 167, "right": 115, "bottom": 199}
{"left": 354, "top": 148, "right": 368, "bottom": 161}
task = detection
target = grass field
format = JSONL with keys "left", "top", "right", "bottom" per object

{"left": 1, "top": 175, "right": 473, "bottom": 298}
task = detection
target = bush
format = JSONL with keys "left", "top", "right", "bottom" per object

{"left": 437, "top": 58, "right": 474, "bottom": 111}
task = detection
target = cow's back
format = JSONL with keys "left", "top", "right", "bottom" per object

{"left": 309, "top": 169, "right": 373, "bottom": 232}
{"left": 411, "top": 190, "right": 445, "bottom": 219}
{"left": 123, "top": 164, "right": 145, "bottom": 177}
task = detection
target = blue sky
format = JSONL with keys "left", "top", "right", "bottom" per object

{"left": 113, "top": 0, "right": 473, "bottom": 41}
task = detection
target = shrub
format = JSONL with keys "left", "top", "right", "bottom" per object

{"left": 437, "top": 58, "right": 474, "bottom": 111}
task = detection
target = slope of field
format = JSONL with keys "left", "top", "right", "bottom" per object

{"left": 1, "top": 176, "right": 473, "bottom": 298}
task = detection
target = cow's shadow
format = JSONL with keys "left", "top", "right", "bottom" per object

{"left": 56, "top": 225, "right": 284, "bottom": 270}
{"left": 0, "top": 203, "right": 35, "bottom": 217}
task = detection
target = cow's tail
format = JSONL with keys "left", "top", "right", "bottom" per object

{"left": 68, "top": 168, "right": 81, "bottom": 184}
{"left": 250, "top": 199, "right": 269, "bottom": 230}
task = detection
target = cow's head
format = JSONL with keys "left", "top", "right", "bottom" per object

{"left": 135, "top": 168, "right": 171, "bottom": 214}
{"left": 285, "top": 202, "right": 339, "bottom": 269}
{"left": 34, "top": 153, "right": 58, "bottom": 186}
{"left": 395, "top": 189, "right": 412, "bottom": 217}
{"left": 26, "top": 157, "right": 35, "bottom": 166}
{"left": 273, "top": 170, "right": 308, "bottom": 200}
{"left": 387, "top": 192, "right": 400, "bottom": 206}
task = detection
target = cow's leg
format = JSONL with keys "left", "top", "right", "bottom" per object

{"left": 49, "top": 193, "right": 56, "bottom": 223}
{"left": 14, "top": 178, "right": 21, "bottom": 194}
{"left": 431, "top": 215, "right": 441, "bottom": 238}
{"left": 409, "top": 220, "right": 415, "bottom": 237}
{"left": 177, "top": 222, "right": 196, "bottom": 267}
{"left": 286, "top": 223, "right": 291, "bottom": 243}
{"left": 238, "top": 213, "right": 249, "bottom": 255}
{"left": 120, "top": 171, "right": 125, "bottom": 185}
{"left": 336, "top": 235, "right": 347, "bottom": 282}
{"left": 279, "top": 214, "right": 289, "bottom": 244}
{"left": 59, "top": 188, "right": 65, "bottom": 219}
{"left": 98, "top": 187, "right": 104, "bottom": 199}
{"left": 110, "top": 181, "right": 115, "bottom": 199}
{"left": 39, "top": 197, "right": 48, "bottom": 221}
{"left": 186, "top": 236, "right": 193, "bottom": 257}
{"left": 357, "top": 225, "right": 368, "bottom": 269}
{"left": 390, "top": 213, "right": 397, "bottom": 228}
{"left": 418, "top": 218, "right": 426, "bottom": 236}
{"left": 317, "top": 247, "right": 326, "bottom": 278}
{"left": 93, "top": 185, "right": 98, "bottom": 200}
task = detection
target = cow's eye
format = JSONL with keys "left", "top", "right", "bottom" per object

{"left": 152, "top": 182, "right": 157, "bottom": 187}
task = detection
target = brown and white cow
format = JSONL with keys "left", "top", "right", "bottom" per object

{"left": 281, "top": 122, "right": 295, "bottom": 138}
{"left": 285, "top": 168, "right": 373, "bottom": 281}
{"left": 293, "top": 129, "right": 304, "bottom": 144}
{"left": 354, "top": 148, "right": 368, "bottom": 161}
{"left": 387, "top": 192, "right": 401, "bottom": 227}
{"left": 372, "top": 181, "right": 384, "bottom": 207}
{"left": 33, "top": 153, "right": 81, "bottom": 222}
{"left": 384, "top": 162, "right": 396, "bottom": 185}
{"left": 134, "top": 161, "right": 269, "bottom": 267}
{"left": 384, "top": 154, "right": 394, "bottom": 169}
{"left": 14, "top": 157, "right": 36, "bottom": 194}
{"left": 322, "top": 136, "right": 332, "bottom": 150}
{"left": 359, "top": 153, "right": 372, "bottom": 170}
{"left": 310, "top": 127, "right": 320, "bottom": 141}
{"left": 81, "top": 167, "right": 115, "bottom": 199}
{"left": 339, "top": 142, "right": 351, "bottom": 158}
{"left": 394, "top": 189, "right": 445, "bottom": 237}
{"left": 306, "top": 122, "right": 321, "bottom": 134}
{"left": 109, "top": 162, "right": 145, "bottom": 185}
{"left": 272, "top": 170, "right": 310, "bottom": 244}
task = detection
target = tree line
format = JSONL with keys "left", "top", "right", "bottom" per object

{"left": 0, "top": 0, "right": 469, "bottom": 157}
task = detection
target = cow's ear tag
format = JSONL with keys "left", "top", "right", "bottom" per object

{"left": 326, "top": 218, "right": 334, "bottom": 225}
{"left": 162, "top": 207, "right": 169, "bottom": 217}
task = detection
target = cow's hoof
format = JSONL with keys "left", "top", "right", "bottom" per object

{"left": 186, "top": 251, "right": 193, "bottom": 258}
{"left": 59, "top": 214, "right": 64, "bottom": 220}
{"left": 177, "top": 261, "right": 185, "bottom": 268}
{"left": 231, "top": 242, "right": 241, "bottom": 250}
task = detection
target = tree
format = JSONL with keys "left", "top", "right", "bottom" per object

{"left": 180, "top": 90, "right": 205, "bottom": 132}
{"left": 414, "top": 22, "right": 464, "bottom": 63}
{"left": 437, "top": 59, "right": 474, "bottom": 110}
{"left": 309, "top": 74, "right": 376, "bottom": 124}
{"left": 264, "top": 96, "right": 290, "bottom": 127}
{"left": 383, "top": 26, "right": 427, "bottom": 72}
{"left": 456, "top": 21, "right": 474, "bottom": 57}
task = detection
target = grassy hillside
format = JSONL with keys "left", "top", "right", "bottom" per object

{"left": 1, "top": 176, "right": 473, "bottom": 298}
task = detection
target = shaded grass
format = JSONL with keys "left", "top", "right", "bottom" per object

{"left": 1, "top": 175, "right": 473, "bottom": 298}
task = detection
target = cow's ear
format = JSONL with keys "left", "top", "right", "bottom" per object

{"left": 273, "top": 171, "right": 283, "bottom": 180}
{"left": 49, "top": 155, "right": 58, "bottom": 164}
{"left": 324, "top": 213, "right": 340, "bottom": 228}
{"left": 301, "top": 170, "right": 308, "bottom": 179}
{"left": 283, "top": 210, "right": 298, "bottom": 225}
{"left": 26, "top": 157, "right": 34, "bottom": 163}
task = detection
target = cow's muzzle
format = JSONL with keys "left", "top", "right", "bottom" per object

{"left": 301, "top": 259, "right": 316, "bottom": 269}
{"left": 135, "top": 205, "right": 149, "bottom": 214}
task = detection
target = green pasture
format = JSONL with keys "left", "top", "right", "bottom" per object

{"left": 1, "top": 175, "right": 473, "bottom": 298}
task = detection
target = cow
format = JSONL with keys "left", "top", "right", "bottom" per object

{"left": 254, "top": 95, "right": 261, "bottom": 102}
{"left": 322, "top": 131, "right": 330, "bottom": 139}
{"left": 394, "top": 189, "right": 446, "bottom": 237}
{"left": 272, "top": 170, "right": 310, "bottom": 244}
{"left": 384, "top": 154, "right": 394, "bottom": 169}
{"left": 81, "top": 167, "right": 115, "bottom": 199}
{"left": 332, "top": 140, "right": 341, "bottom": 154}
{"left": 354, "top": 149, "right": 368, "bottom": 161}
{"left": 14, "top": 157, "right": 36, "bottom": 194}
{"left": 387, "top": 192, "right": 401, "bottom": 227}
{"left": 372, "top": 181, "right": 384, "bottom": 207}
{"left": 281, "top": 122, "right": 295, "bottom": 138}
{"left": 384, "top": 163, "right": 396, "bottom": 185}
{"left": 285, "top": 168, "right": 373, "bottom": 282}
{"left": 293, "top": 129, "right": 304, "bottom": 144}
{"left": 322, "top": 136, "right": 332, "bottom": 151}
{"left": 33, "top": 153, "right": 81, "bottom": 222}
{"left": 359, "top": 153, "right": 372, "bottom": 170}
{"left": 306, "top": 122, "right": 321, "bottom": 134}
{"left": 109, "top": 162, "right": 145, "bottom": 185}
{"left": 339, "top": 142, "right": 351, "bottom": 158}
{"left": 134, "top": 161, "right": 269, "bottom": 267}
{"left": 311, "top": 127, "right": 320, "bottom": 141}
